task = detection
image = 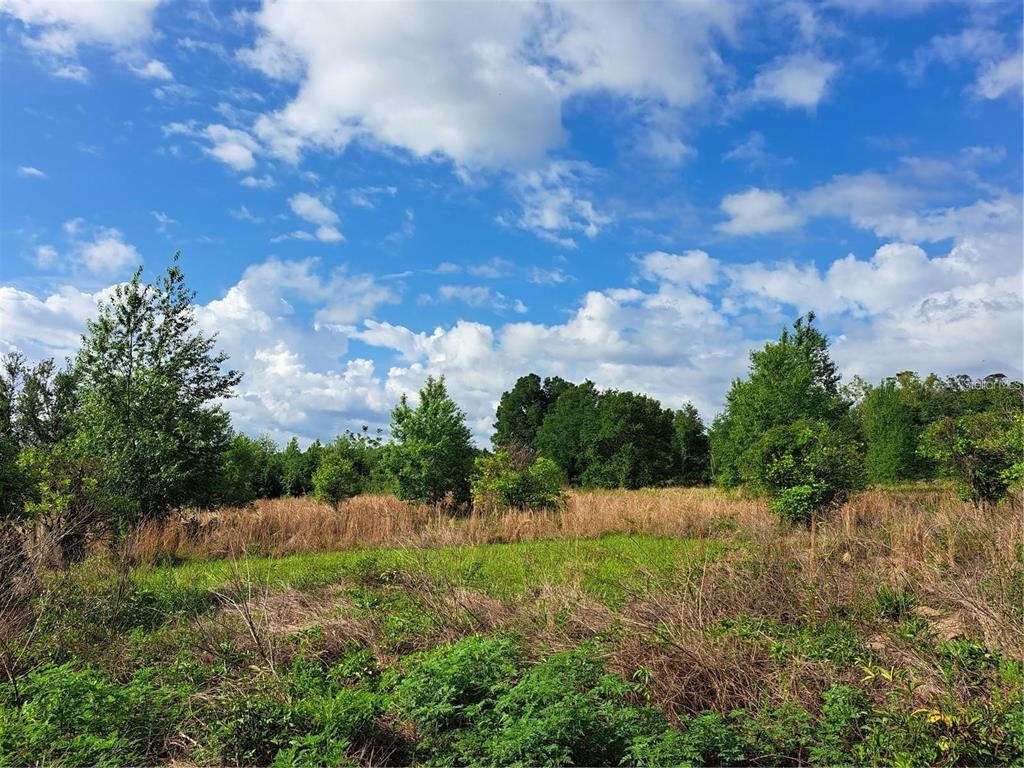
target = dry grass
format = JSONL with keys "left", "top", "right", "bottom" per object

{"left": 135, "top": 486, "right": 772, "bottom": 562}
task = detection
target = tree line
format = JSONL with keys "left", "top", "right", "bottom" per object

{"left": 2, "top": 259, "right": 1021, "bottom": 566}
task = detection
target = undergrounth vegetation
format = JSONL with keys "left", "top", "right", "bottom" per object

{"left": 2, "top": 485, "right": 1021, "bottom": 766}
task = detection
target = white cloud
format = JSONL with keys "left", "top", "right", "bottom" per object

{"left": 505, "top": 161, "right": 610, "bottom": 247}
{"left": 904, "top": 25, "right": 1022, "bottom": 102}
{"left": 77, "top": 227, "right": 141, "bottom": 273}
{"left": 16, "top": 165, "right": 46, "bottom": 178}
{"left": 241, "top": 174, "right": 275, "bottom": 189}
{"left": 288, "top": 192, "right": 344, "bottom": 243}
{"left": 636, "top": 250, "right": 720, "bottom": 290}
{"left": 238, "top": 0, "right": 735, "bottom": 170}
{"left": 151, "top": 210, "right": 176, "bottom": 232}
{"left": 125, "top": 57, "right": 172, "bottom": 80}
{"left": 1, "top": 0, "right": 163, "bottom": 80}
{"left": 745, "top": 53, "right": 839, "bottom": 110}
{"left": 975, "top": 51, "right": 1022, "bottom": 100}
{"left": 202, "top": 124, "right": 259, "bottom": 171}
{"left": 717, "top": 188, "right": 804, "bottom": 235}
{"left": 34, "top": 244, "right": 58, "bottom": 268}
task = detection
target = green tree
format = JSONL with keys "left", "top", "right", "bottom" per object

{"left": 74, "top": 255, "right": 241, "bottom": 530}
{"left": 580, "top": 390, "right": 678, "bottom": 489}
{"left": 216, "top": 434, "right": 284, "bottom": 506}
{"left": 471, "top": 448, "right": 566, "bottom": 511}
{"left": 0, "top": 438, "right": 35, "bottom": 523}
{"left": 859, "top": 380, "right": 921, "bottom": 484}
{"left": 711, "top": 313, "right": 849, "bottom": 488}
{"left": 673, "top": 403, "right": 711, "bottom": 486}
{"left": 534, "top": 381, "right": 599, "bottom": 485}
{"left": 312, "top": 447, "right": 361, "bottom": 509}
{"left": 919, "top": 410, "right": 1023, "bottom": 506}
{"left": 492, "top": 374, "right": 572, "bottom": 449}
{"left": 744, "top": 419, "right": 864, "bottom": 524}
{"left": 382, "top": 376, "right": 475, "bottom": 507}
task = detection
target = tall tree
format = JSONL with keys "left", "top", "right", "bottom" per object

{"left": 534, "top": 381, "right": 599, "bottom": 485}
{"left": 74, "top": 254, "right": 241, "bottom": 529}
{"left": 859, "top": 380, "right": 922, "bottom": 484}
{"left": 674, "top": 403, "right": 711, "bottom": 486}
{"left": 710, "top": 313, "right": 850, "bottom": 487}
{"left": 382, "top": 376, "right": 475, "bottom": 506}
{"left": 492, "top": 374, "right": 573, "bottom": 449}
{"left": 580, "top": 390, "right": 678, "bottom": 489}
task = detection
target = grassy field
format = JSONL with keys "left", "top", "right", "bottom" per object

{"left": 1, "top": 486, "right": 1021, "bottom": 766}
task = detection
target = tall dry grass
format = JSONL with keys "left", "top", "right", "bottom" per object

{"left": 135, "top": 487, "right": 773, "bottom": 562}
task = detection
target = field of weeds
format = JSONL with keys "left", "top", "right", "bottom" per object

{"left": 1, "top": 485, "right": 1021, "bottom": 766}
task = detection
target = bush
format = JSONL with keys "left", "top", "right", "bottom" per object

{"left": 920, "top": 411, "right": 1022, "bottom": 507}
{"left": 471, "top": 449, "right": 566, "bottom": 511}
{"left": 312, "top": 450, "right": 361, "bottom": 509}
{"left": 745, "top": 418, "right": 863, "bottom": 523}
{"left": 0, "top": 663, "right": 181, "bottom": 766}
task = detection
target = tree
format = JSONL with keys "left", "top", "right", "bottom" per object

{"left": 711, "top": 313, "right": 850, "bottom": 488}
{"left": 919, "top": 410, "right": 1022, "bottom": 507}
{"left": 533, "top": 381, "right": 599, "bottom": 485}
{"left": 673, "top": 403, "right": 711, "bottom": 486}
{"left": 312, "top": 447, "right": 361, "bottom": 509}
{"left": 280, "top": 437, "right": 309, "bottom": 497}
{"left": 74, "top": 254, "right": 241, "bottom": 530}
{"left": 471, "top": 447, "right": 566, "bottom": 511}
{"left": 580, "top": 390, "right": 678, "bottom": 489}
{"left": 859, "top": 380, "right": 921, "bottom": 484}
{"left": 382, "top": 376, "right": 476, "bottom": 507}
{"left": 744, "top": 419, "right": 864, "bottom": 524}
{"left": 492, "top": 374, "right": 573, "bottom": 449}
{"left": 0, "top": 439, "right": 35, "bottom": 523}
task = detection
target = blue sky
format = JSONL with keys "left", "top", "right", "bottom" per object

{"left": 1, "top": 0, "right": 1021, "bottom": 444}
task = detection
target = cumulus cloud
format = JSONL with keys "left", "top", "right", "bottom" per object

{"left": 744, "top": 53, "right": 839, "bottom": 110}
{"left": 0, "top": 0, "right": 164, "bottom": 80}
{"left": 77, "top": 227, "right": 141, "bottom": 273}
{"left": 237, "top": 0, "right": 735, "bottom": 170}
{"left": 504, "top": 161, "right": 610, "bottom": 247}
{"left": 717, "top": 188, "right": 804, "bottom": 235}
{"left": 202, "top": 124, "right": 259, "bottom": 171}
{"left": 288, "top": 192, "right": 343, "bottom": 243}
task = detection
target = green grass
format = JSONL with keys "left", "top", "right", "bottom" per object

{"left": 134, "top": 534, "right": 722, "bottom": 610}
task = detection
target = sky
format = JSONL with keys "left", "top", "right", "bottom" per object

{"left": 1, "top": 0, "right": 1022, "bottom": 445}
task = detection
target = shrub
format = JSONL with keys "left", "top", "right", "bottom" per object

{"left": 745, "top": 418, "right": 863, "bottom": 523}
{"left": 394, "top": 635, "right": 522, "bottom": 736}
{"left": 920, "top": 411, "right": 1023, "bottom": 507}
{"left": 875, "top": 583, "right": 916, "bottom": 622}
{"left": 810, "top": 684, "right": 869, "bottom": 766}
{"left": 312, "top": 451, "right": 361, "bottom": 509}
{"left": 471, "top": 449, "right": 566, "bottom": 511}
{"left": 481, "top": 647, "right": 665, "bottom": 766}
{"left": 0, "top": 663, "right": 181, "bottom": 766}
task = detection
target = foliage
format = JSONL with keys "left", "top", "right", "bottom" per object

{"left": 0, "top": 439, "right": 35, "bottom": 523}
{"left": 579, "top": 390, "right": 679, "bottom": 489}
{"left": 73, "top": 255, "right": 240, "bottom": 529}
{"left": 533, "top": 381, "right": 599, "bottom": 485}
{"left": 673, "top": 403, "right": 711, "bottom": 486}
{"left": 471, "top": 448, "right": 566, "bottom": 511}
{"left": 744, "top": 418, "right": 864, "bottom": 523}
{"left": 711, "top": 313, "right": 849, "bottom": 488}
{"left": 0, "top": 663, "right": 181, "bottom": 766}
{"left": 217, "top": 434, "right": 284, "bottom": 507}
{"left": 492, "top": 374, "right": 572, "bottom": 449}
{"left": 860, "top": 380, "right": 922, "bottom": 483}
{"left": 382, "top": 376, "right": 475, "bottom": 507}
{"left": 920, "top": 410, "right": 1022, "bottom": 506}
{"left": 312, "top": 448, "right": 361, "bottom": 509}
{"left": 533, "top": 382, "right": 680, "bottom": 489}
